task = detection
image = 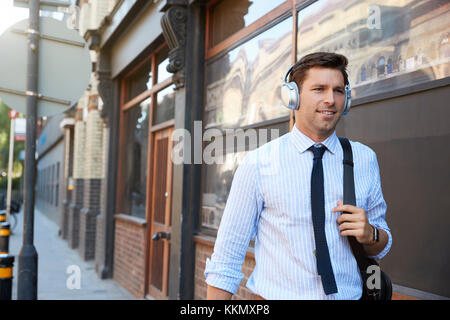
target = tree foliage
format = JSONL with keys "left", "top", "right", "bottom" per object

{"left": 0, "top": 99, "right": 25, "bottom": 191}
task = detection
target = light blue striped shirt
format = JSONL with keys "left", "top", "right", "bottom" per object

{"left": 204, "top": 125, "right": 392, "bottom": 300}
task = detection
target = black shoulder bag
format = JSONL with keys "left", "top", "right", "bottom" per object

{"left": 338, "top": 137, "right": 392, "bottom": 300}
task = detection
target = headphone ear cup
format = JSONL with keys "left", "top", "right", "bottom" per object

{"left": 281, "top": 81, "right": 300, "bottom": 110}
{"left": 342, "top": 83, "right": 352, "bottom": 115}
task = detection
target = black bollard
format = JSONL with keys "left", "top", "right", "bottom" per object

{"left": 0, "top": 223, "right": 10, "bottom": 255}
{"left": 0, "top": 254, "right": 14, "bottom": 300}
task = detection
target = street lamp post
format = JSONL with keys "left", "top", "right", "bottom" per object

{"left": 1, "top": 0, "right": 88, "bottom": 299}
{"left": 17, "top": 0, "right": 39, "bottom": 300}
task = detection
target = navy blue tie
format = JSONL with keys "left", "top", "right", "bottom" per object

{"left": 309, "top": 145, "right": 338, "bottom": 295}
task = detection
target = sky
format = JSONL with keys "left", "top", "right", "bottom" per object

{"left": 0, "top": 0, "right": 29, "bottom": 36}
{"left": 0, "top": 0, "right": 66, "bottom": 36}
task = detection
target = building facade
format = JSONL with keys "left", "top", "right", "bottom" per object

{"left": 55, "top": 0, "right": 449, "bottom": 300}
{"left": 36, "top": 113, "right": 66, "bottom": 225}
{"left": 58, "top": 0, "right": 115, "bottom": 267}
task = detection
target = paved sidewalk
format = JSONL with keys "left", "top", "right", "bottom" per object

{"left": 8, "top": 207, "right": 137, "bottom": 300}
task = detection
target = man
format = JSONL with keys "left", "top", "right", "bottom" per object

{"left": 204, "top": 52, "right": 392, "bottom": 300}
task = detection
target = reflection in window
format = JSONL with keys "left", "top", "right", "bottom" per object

{"left": 398, "top": 56, "right": 403, "bottom": 72}
{"left": 440, "top": 34, "right": 450, "bottom": 58}
{"left": 205, "top": 17, "right": 292, "bottom": 129}
{"left": 126, "top": 60, "right": 152, "bottom": 102}
{"left": 157, "top": 45, "right": 171, "bottom": 83}
{"left": 202, "top": 151, "right": 247, "bottom": 230}
{"left": 153, "top": 84, "right": 175, "bottom": 125}
{"left": 122, "top": 98, "right": 150, "bottom": 218}
{"left": 209, "top": 0, "right": 286, "bottom": 47}
{"left": 387, "top": 58, "right": 392, "bottom": 74}
{"left": 377, "top": 57, "right": 385, "bottom": 77}
{"left": 56, "top": 162, "right": 59, "bottom": 207}
{"left": 297, "top": 0, "right": 450, "bottom": 99}
{"left": 201, "top": 121, "right": 290, "bottom": 230}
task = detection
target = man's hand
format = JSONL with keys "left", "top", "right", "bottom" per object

{"left": 333, "top": 200, "right": 374, "bottom": 245}
{"left": 333, "top": 200, "right": 389, "bottom": 257}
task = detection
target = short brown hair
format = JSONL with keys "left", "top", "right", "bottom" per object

{"left": 289, "top": 52, "right": 349, "bottom": 89}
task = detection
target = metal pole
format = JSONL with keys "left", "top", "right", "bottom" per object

{"left": 17, "top": 0, "right": 39, "bottom": 300}
{"left": 6, "top": 118, "right": 15, "bottom": 223}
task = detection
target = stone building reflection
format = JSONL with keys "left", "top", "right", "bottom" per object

{"left": 297, "top": 0, "right": 450, "bottom": 98}
{"left": 203, "top": 18, "right": 293, "bottom": 229}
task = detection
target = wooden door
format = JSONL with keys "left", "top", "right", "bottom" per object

{"left": 147, "top": 127, "right": 173, "bottom": 299}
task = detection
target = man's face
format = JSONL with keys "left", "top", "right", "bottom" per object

{"left": 294, "top": 67, "right": 346, "bottom": 142}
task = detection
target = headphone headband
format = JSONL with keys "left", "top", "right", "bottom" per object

{"left": 284, "top": 65, "right": 294, "bottom": 83}
{"left": 281, "top": 64, "right": 352, "bottom": 114}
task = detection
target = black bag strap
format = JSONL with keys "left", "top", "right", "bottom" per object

{"left": 338, "top": 137, "right": 373, "bottom": 275}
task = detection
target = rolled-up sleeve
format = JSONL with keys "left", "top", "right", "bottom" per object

{"left": 366, "top": 151, "right": 392, "bottom": 260}
{"left": 204, "top": 151, "right": 264, "bottom": 294}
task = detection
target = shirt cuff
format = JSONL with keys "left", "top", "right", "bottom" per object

{"left": 368, "top": 227, "right": 392, "bottom": 260}
{"left": 204, "top": 258, "right": 244, "bottom": 295}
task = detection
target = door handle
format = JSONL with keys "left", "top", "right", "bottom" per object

{"left": 152, "top": 231, "right": 171, "bottom": 241}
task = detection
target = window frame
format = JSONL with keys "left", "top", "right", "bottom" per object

{"left": 116, "top": 42, "right": 175, "bottom": 218}
{"left": 200, "top": 0, "right": 450, "bottom": 236}
{"left": 199, "top": 115, "right": 291, "bottom": 236}
{"left": 205, "top": 0, "right": 299, "bottom": 60}
{"left": 200, "top": 0, "right": 301, "bottom": 235}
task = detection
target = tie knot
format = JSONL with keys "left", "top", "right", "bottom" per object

{"left": 309, "top": 145, "right": 327, "bottom": 160}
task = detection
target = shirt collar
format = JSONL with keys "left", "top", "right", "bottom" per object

{"left": 290, "top": 124, "right": 339, "bottom": 155}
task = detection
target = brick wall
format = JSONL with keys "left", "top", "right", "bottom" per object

{"left": 61, "top": 126, "right": 74, "bottom": 240}
{"left": 73, "top": 117, "right": 86, "bottom": 180}
{"left": 84, "top": 108, "right": 104, "bottom": 179}
{"left": 95, "top": 213, "right": 105, "bottom": 273}
{"left": 68, "top": 103, "right": 86, "bottom": 250}
{"left": 113, "top": 214, "right": 147, "bottom": 298}
{"left": 67, "top": 179, "right": 84, "bottom": 249}
{"left": 78, "top": 179, "right": 102, "bottom": 260}
{"left": 194, "top": 238, "right": 256, "bottom": 300}
{"left": 77, "top": 105, "right": 104, "bottom": 261}
{"left": 61, "top": 198, "right": 70, "bottom": 240}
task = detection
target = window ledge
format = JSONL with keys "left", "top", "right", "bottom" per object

{"left": 115, "top": 213, "right": 147, "bottom": 227}
{"left": 352, "top": 77, "right": 450, "bottom": 107}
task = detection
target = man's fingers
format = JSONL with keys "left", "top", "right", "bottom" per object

{"left": 340, "top": 229, "right": 364, "bottom": 238}
{"left": 332, "top": 204, "right": 358, "bottom": 213}
{"left": 336, "top": 212, "right": 361, "bottom": 225}
{"left": 338, "top": 222, "right": 363, "bottom": 232}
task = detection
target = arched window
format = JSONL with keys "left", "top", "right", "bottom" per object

{"left": 377, "top": 56, "right": 385, "bottom": 77}
{"left": 361, "top": 66, "right": 366, "bottom": 82}
{"left": 440, "top": 33, "right": 449, "bottom": 59}
{"left": 387, "top": 58, "right": 392, "bottom": 74}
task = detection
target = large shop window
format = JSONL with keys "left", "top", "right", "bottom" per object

{"left": 118, "top": 44, "right": 174, "bottom": 219}
{"left": 154, "top": 84, "right": 175, "bottom": 125}
{"left": 122, "top": 98, "right": 150, "bottom": 218}
{"left": 209, "top": 0, "right": 286, "bottom": 47}
{"left": 205, "top": 17, "right": 292, "bottom": 129}
{"left": 202, "top": 11, "right": 295, "bottom": 231}
{"left": 201, "top": 121, "right": 290, "bottom": 230}
{"left": 297, "top": 0, "right": 450, "bottom": 100}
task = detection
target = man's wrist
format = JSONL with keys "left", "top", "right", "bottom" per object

{"left": 366, "top": 225, "right": 379, "bottom": 245}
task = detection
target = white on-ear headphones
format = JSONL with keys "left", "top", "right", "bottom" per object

{"left": 280, "top": 65, "right": 352, "bottom": 115}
